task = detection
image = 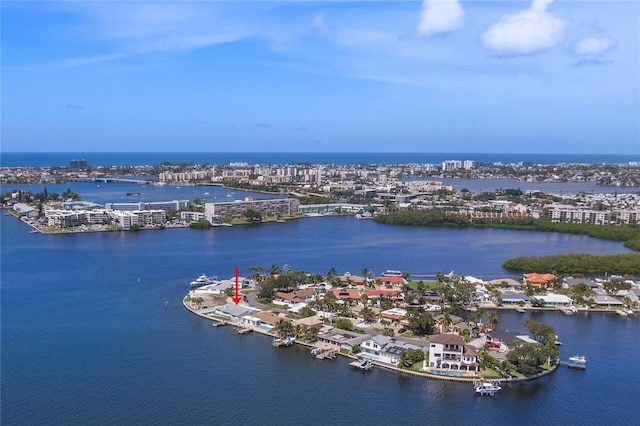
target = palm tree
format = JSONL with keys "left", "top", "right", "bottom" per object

{"left": 323, "top": 291, "right": 339, "bottom": 313}
{"left": 274, "top": 319, "right": 294, "bottom": 339}
{"left": 440, "top": 312, "right": 452, "bottom": 333}
{"left": 268, "top": 264, "right": 281, "bottom": 276}
{"left": 361, "top": 306, "right": 377, "bottom": 324}
{"left": 248, "top": 265, "right": 263, "bottom": 282}
{"left": 486, "top": 312, "right": 499, "bottom": 331}
{"left": 361, "top": 268, "right": 373, "bottom": 286}
{"left": 327, "top": 267, "right": 338, "bottom": 285}
{"left": 360, "top": 293, "right": 369, "bottom": 307}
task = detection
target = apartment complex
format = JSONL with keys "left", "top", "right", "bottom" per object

{"left": 45, "top": 209, "right": 166, "bottom": 229}
{"left": 204, "top": 198, "right": 299, "bottom": 220}
{"left": 547, "top": 205, "right": 611, "bottom": 225}
{"left": 105, "top": 200, "right": 189, "bottom": 212}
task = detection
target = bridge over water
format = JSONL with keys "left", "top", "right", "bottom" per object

{"left": 69, "top": 177, "right": 154, "bottom": 184}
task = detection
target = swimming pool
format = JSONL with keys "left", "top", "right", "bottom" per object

{"left": 256, "top": 324, "right": 273, "bottom": 332}
{"left": 431, "top": 370, "right": 465, "bottom": 377}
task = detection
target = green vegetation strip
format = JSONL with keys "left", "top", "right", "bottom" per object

{"left": 502, "top": 253, "right": 640, "bottom": 275}
{"left": 374, "top": 210, "right": 640, "bottom": 251}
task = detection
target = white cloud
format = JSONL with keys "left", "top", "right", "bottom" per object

{"left": 416, "top": 0, "right": 464, "bottom": 37}
{"left": 575, "top": 36, "right": 615, "bottom": 56}
{"left": 482, "top": 0, "right": 567, "bottom": 56}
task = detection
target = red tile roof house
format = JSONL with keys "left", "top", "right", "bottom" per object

{"left": 427, "top": 334, "right": 479, "bottom": 373}
{"left": 373, "top": 276, "right": 407, "bottom": 289}
{"left": 330, "top": 289, "right": 361, "bottom": 302}
{"left": 364, "top": 290, "right": 402, "bottom": 300}
{"left": 523, "top": 273, "right": 557, "bottom": 290}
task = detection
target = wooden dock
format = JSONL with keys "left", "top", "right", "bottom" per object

{"left": 238, "top": 328, "right": 252, "bottom": 334}
{"left": 316, "top": 348, "right": 338, "bottom": 359}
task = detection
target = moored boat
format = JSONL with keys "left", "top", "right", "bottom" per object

{"left": 350, "top": 358, "right": 374, "bottom": 371}
{"left": 474, "top": 380, "right": 501, "bottom": 396}
{"left": 273, "top": 336, "right": 296, "bottom": 347}
{"left": 568, "top": 355, "right": 587, "bottom": 369}
{"left": 189, "top": 274, "right": 217, "bottom": 288}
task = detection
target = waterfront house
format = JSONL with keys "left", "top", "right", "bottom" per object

{"left": 500, "top": 293, "right": 531, "bottom": 305}
{"left": 537, "top": 293, "right": 573, "bottom": 307}
{"left": 427, "top": 334, "right": 479, "bottom": 372}
{"left": 215, "top": 304, "right": 260, "bottom": 320}
{"left": 293, "top": 315, "right": 323, "bottom": 330}
{"left": 591, "top": 295, "right": 624, "bottom": 308}
{"left": 316, "top": 328, "right": 370, "bottom": 352}
{"left": 361, "top": 335, "right": 393, "bottom": 361}
{"left": 380, "top": 341, "right": 423, "bottom": 366}
{"left": 523, "top": 273, "right": 557, "bottom": 290}
{"left": 625, "top": 288, "right": 640, "bottom": 306}
{"left": 361, "top": 336, "right": 423, "bottom": 366}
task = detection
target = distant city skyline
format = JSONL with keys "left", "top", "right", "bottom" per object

{"left": 2, "top": 1, "right": 638, "bottom": 154}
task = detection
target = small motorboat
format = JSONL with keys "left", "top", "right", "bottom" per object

{"left": 474, "top": 380, "right": 501, "bottom": 396}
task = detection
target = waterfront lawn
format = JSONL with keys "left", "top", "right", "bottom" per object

{"left": 407, "top": 281, "right": 441, "bottom": 291}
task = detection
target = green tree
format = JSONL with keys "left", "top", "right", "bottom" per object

{"left": 407, "top": 311, "right": 435, "bottom": 336}
{"left": 274, "top": 319, "right": 294, "bottom": 339}
{"left": 507, "top": 342, "right": 546, "bottom": 376}
{"left": 335, "top": 318, "right": 353, "bottom": 331}
{"left": 486, "top": 312, "right": 499, "bottom": 331}
{"left": 398, "top": 349, "right": 425, "bottom": 369}
{"left": 299, "top": 306, "right": 316, "bottom": 318}
{"left": 525, "top": 320, "right": 555, "bottom": 344}
{"left": 361, "top": 306, "right": 377, "bottom": 323}
{"left": 267, "top": 264, "right": 281, "bottom": 276}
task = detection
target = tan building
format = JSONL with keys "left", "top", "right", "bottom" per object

{"left": 204, "top": 198, "right": 299, "bottom": 220}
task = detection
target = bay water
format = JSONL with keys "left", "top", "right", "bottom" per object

{"left": 2, "top": 209, "right": 639, "bottom": 425}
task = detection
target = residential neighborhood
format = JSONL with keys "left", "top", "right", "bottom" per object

{"left": 184, "top": 265, "right": 639, "bottom": 380}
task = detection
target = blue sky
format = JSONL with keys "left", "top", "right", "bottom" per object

{"left": 2, "top": 0, "right": 638, "bottom": 154}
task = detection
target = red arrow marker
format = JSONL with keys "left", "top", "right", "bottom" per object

{"left": 232, "top": 267, "right": 242, "bottom": 305}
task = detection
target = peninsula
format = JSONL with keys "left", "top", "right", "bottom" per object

{"left": 182, "top": 266, "right": 638, "bottom": 381}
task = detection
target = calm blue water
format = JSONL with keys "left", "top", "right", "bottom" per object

{"left": 2, "top": 208, "right": 639, "bottom": 425}
{"left": 2, "top": 152, "right": 639, "bottom": 167}
{"left": 0, "top": 181, "right": 284, "bottom": 205}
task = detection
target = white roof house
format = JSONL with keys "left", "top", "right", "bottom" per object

{"left": 538, "top": 293, "right": 573, "bottom": 306}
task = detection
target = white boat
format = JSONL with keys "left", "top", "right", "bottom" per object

{"left": 310, "top": 347, "right": 324, "bottom": 356}
{"left": 189, "top": 274, "right": 217, "bottom": 288}
{"left": 568, "top": 355, "right": 587, "bottom": 369}
{"left": 616, "top": 309, "right": 628, "bottom": 317}
{"left": 382, "top": 270, "right": 403, "bottom": 277}
{"left": 474, "top": 380, "right": 501, "bottom": 396}
{"left": 350, "top": 359, "right": 374, "bottom": 371}
{"left": 273, "top": 336, "right": 296, "bottom": 347}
